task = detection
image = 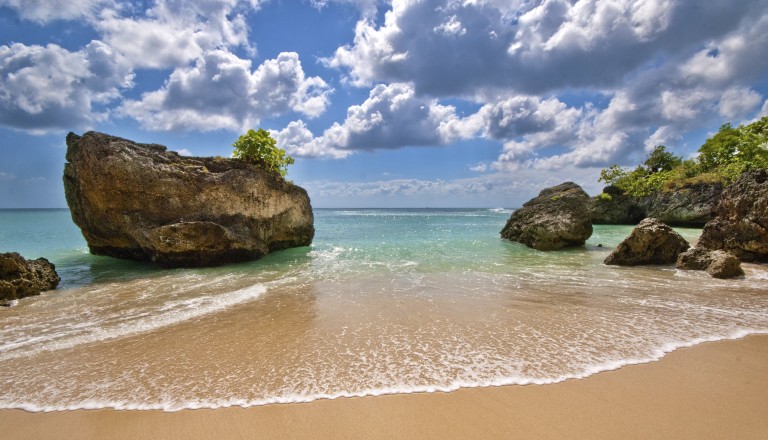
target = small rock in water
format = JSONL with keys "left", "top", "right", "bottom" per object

{"left": 604, "top": 218, "right": 689, "bottom": 266}
{"left": 0, "top": 252, "right": 60, "bottom": 303}
{"left": 677, "top": 247, "right": 744, "bottom": 279}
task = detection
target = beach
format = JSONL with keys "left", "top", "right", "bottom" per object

{"left": 2, "top": 334, "right": 767, "bottom": 439}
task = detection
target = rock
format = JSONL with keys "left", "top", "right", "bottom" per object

{"left": 590, "top": 182, "right": 721, "bottom": 226}
{"left": 639, "top": 181, "right": 722, "bottom": 227}
{"left": 675, "top": 247, "right": 712, "bottom": 270}
{"left": 706, "top": 251, "right": 745, "bottom": 279}
{"left": 697, "top": 169, "right": 768, "bottom": 262}
{"left": 64, "top": 132, "right": 314, "bottom": 267}
{"left": 676, "top": 248, "right": 744, "bottom": 279}
{"left": 501, "top": 182, "right": 593, "bottom": 250}
{"left": 0, "top": 252, "right": 60, "bottom": 304}
{"left": 604, "top": 218, "right": 689, "bottom": 266}
{"left": 590, "top": 185, "right": 645, "bottom": 225}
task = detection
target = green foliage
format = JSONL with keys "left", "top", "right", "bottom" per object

{"left": 596, "top": 192, "right": 613, "bottom": 202}
{"left": 598, "top": 116, "right": 768, "bottom": 196}
{"left": 232, "top": 128, "right": 295, "bottom": 177}
{"left": 643, "top": 145, "right": 682, "bottom": 173}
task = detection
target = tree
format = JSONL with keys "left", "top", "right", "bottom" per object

{"left": 642, "top": 145, "right": 682, "bottom": 173}
{"left": 232, "top": 129, "right": 295, "bottom": 177}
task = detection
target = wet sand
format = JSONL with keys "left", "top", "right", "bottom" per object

{"left": 2, "top": 334, "right": 767, "bottom": 440}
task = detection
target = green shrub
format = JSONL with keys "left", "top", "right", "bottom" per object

{"left": 598, "top": 116, "right": 768, "bottom": 196}
{"left": 232, "top": 128, "right": 295, "bottom": 177}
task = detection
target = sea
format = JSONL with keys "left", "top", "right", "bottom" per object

{"left": 0, "top": 208, "right": 766, "bottom": 412}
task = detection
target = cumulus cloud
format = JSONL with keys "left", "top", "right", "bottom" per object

{"left": 120, "top": 50, "right": 332, "bottom": 132}
{"left": 295, "top": 0, "right": 766, "bottom": 172}
{"left": 95, "top": 0, "right": 253, "bottom": 69}
{"left": 327, "top": 0, "right": 766, "bottom": 96}
{"left": 0, "top": 0, "right": 110, "bottom": 22}
{"left": 0, "top": 41, "right": 133, "bottom": 131}
{"left": 273, "top": 83, "right": 463, "bottom": 157}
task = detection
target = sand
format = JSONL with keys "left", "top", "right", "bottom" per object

{"left": 2, "top": 334, "right": 767, "bottom": 440}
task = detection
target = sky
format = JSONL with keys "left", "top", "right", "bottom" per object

{"left": 1, "top": 0, "right": 767, "bottom": 208}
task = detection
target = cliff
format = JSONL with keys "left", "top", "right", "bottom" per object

{"left": 697, "top": 169, "right": 768, "bottom": 262}
{"left": 590, "top": 181, "right": 722, "bottom": 227}
{"left": 63, "top": 132, "right": 314, "bottom": 267}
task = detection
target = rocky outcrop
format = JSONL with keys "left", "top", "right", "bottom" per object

{"left": 676, "top": 247, "right": 744, "bottom": 279}
{"left": 501, "top": 182, "right": 593, "bottom": 250}
{"left": 64, "top": 132, "right": 315, "bottom": 268}
{"left": 604, "top": 218, "right": 689, "bottom": 266}
{"left": 590, "top": 182, "right": 721, "bottom": 226}
{"left": 1, "top": 252, "right": 60, "bottom": 305}
{"left": 639, "top": 181, "right": 722, "bottom": 227}
{"left": 590, "top": 185, "right": 645, "bottom": 224}
{"left": 697, "top": 169, "right": 768, "bottom": 262}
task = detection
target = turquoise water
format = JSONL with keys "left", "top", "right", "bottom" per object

{"left": 0, "top": 208, "right": 766, "bottom": 411}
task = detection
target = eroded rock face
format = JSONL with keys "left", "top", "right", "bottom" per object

{"left": 697, "top": 169, "right": 768, "bottom": 262}
{"left": 590, "top": 182, "right": 721, "bottom": 226}
{"left": 0, "top": 252, "right": 60, "bottom": 304}
{"left": 639, "top": 181, "right": 722, "bottom": 227}
{"left": 64, "top": 132, "right": 314, "bottom": 267}
{"left": 604, "top": 218, "right": 689, "bottom": 266}
{"left": 676, "top": 247, "right": 744, "bottom": 279}
{"left": 501, "top": 182, "right": 593, "bottom": 251}
{"left": 590, "top": 185, "right": 645, "bottom": 225}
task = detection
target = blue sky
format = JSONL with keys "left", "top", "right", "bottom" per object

{"left": 1, "top": 0, "right": 767, "bottom": 208}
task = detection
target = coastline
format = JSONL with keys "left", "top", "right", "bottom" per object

{"left": 3, "top": 334, "right": 767, "bottom": 440}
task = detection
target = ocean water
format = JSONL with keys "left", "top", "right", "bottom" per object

{"left": 0, "top": 208, "right": 767, "bottom": 412}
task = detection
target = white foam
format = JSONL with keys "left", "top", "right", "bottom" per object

{"left": 3, "top": 330, "right": 766, "bottom": 413}
{"left": 0, "top": 283, "right": 266, "bottom": 361}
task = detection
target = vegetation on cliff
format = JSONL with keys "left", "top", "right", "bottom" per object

{"left": 232, "top": 129, "right": 295, "bottom": 178}
{"left": 599, "top": 116, "right": 768, "bottom": 197}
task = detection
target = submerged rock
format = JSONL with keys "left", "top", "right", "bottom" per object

{"left": 676, "top": 247, "right": 744, "bottom": 279}
{"left": 697, "top": 169, "right": 768, "bottom": 262}
{"left": 64, "top": 131, "right": 314, "bottom": 267}
{"left": 0, "top": 252, "right": 60, "bottom": 304}
{"left": 604, "top": 218, "right": 689, "bottom": 266}
{"left": 501, "top": 182, "right": 593, "bottom": 251}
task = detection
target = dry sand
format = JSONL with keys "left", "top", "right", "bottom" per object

{"left": 2, "top": 334, "right": 767, "bottom": 440}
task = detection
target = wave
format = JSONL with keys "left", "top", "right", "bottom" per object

{"left": 2, "top": 329, "right": 765, "bottom": 412}
{"left": 0, "top": 283, "right": 266, "bottom": 361}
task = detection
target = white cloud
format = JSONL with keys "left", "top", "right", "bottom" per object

{"left": 0, "top": 41, "right": 133, "bottom": 131}
{"left": 176, "top": 148, "right": 192, "bottom": 156}
{"left": 0, "top": 171, "right": 16, "bottom": 181}
{"left": 303, "top": 167, "right": 604, "bottom": 207}
{"left": 0, "top": 0, "right": 110, "bottom": 22}
{"left": 119, "top": 50, "right": 332, "bottom": 132}
{"left": 434, "top": 15, "right": 466, "bottom": 37}
{"left": 273, "top": 83, "right": 462, "bottom": 157}
{"left": 327, "top": 0, "right": 766, "bottom": 97}
{"left": 95, "top": 0, "right": 252, "bottom": 69}
{"left": 718, "top": 87, "right": 763, "bottom": 119}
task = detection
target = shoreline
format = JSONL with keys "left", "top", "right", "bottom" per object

{"left": 3, "top": 334, "right": 767, "bottom": 439}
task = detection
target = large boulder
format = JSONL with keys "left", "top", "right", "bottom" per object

{"left": 0, "top": 252, "right": 60, "bottom": 305}
{"left": 604, "top": 218, "right": 689, "bottom": 266}
{"left": 64, "top": 132, "right": 315, "bottom": 267}
{"left": 639, "top": 181, "right": 722, "bottom": 227}
{"left": 676, "top": 247, "right": 744, "bottom": 279}
{"left": 697, "top": 169, "right": 768, "bottom": 262}
{"left": 501, "top": 182, "right": 593, "bottom": 250}
{"left": 590, "top": 185, "right": 645, "bottom": 224}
